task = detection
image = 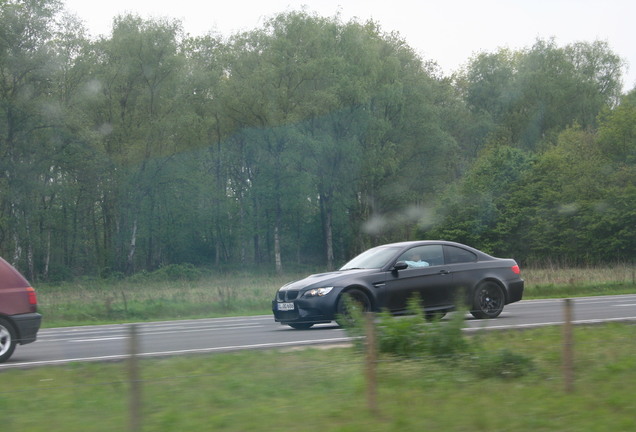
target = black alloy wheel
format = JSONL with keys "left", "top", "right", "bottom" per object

{"left": 471, "top": 281, "right": 505, "bottom": 319}
{"left": 335, "top": 288, "right": 371, "bottom": 327}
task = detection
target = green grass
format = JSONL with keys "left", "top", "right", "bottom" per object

{"left": 36, "top": 271, "right": 288, "bottom": 327}
{"left": 36, "top": 265, "right": 636, "bottom": 328}
{"left": 9, "top": 265, "right": 636, "bottom": 431}
{"left": 2, "top": 323, "right": 635, "bottom": 431}
{"left": 523, "top": 263, "right": 636, "bottom": 298}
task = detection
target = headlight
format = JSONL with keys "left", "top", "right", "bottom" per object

{"left": 303, "top": 287, "right": 334, "bottom": 297}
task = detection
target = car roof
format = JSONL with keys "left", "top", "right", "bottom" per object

{"left": 376, "top": 240, "right": 494, "bottom": 258}
{"left": 379, "top": 240, "right": 469, "bottom": 248}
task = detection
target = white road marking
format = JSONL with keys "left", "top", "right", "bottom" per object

{"left": 464, "top": 316, "right": 636, "bottom": 331}
{"left": 40, "top": 324, "right": 265, "bottom": 343}
{"left": 0, "top": 337, "right": 353, "bottom": 368}
{"left": 70, "top": 337, "right": 127, "bottom": 342}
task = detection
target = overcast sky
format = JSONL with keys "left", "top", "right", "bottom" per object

{"left": 62, "top": 0, "right": 636, "bottom": 92}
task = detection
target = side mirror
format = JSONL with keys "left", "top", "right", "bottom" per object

{"left": 393, "top": 261, "right": 408, "bottom": 271}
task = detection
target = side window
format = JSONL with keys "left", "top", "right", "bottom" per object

{"left": 397, "top": 245, "right": 444, "bottom": 268}
{"left": 444, "top": 245, "right": 477, "bottom": 264}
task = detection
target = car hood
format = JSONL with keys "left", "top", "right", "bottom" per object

{"left": 279, "top": 269, "right": 375, "bottom": 291}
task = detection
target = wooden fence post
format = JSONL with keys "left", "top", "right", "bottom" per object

{"left": 364, "top": 312, "right": 379, "bottom": 416}
{"left": 128, "top": 324, "right": 142, "bottom": 431}
{"left": 562, "top": 299, "right": 574, "bottom": 393}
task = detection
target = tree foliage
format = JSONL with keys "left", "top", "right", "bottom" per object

{"left": 0, "top": 0, "right": 633, "bottom": 280}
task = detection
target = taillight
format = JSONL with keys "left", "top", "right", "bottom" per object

{"left": 511, "top": 265, "right": 521, "bottom": 275}
{"left": 27, "top": 287, "right": 38, "bottom": 305}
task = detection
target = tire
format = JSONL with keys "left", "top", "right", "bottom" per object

{"left": 470, "top": 281, "right": 505, "bottom": 319}
{"left": 0, "top": 318, "right": 17, "bottom": 363}
{"left": 288, "top": 323, "right": 314, "bottom": 330}
{"left": 335, "top": 288, "right": 371, "bottom": 327}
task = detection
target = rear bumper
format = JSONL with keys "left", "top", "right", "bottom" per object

{"left": 11, "top": 313, "right": 42, "bottom": 345}
{"left": 507, "top": 280, "right": 524, "bottom": 304}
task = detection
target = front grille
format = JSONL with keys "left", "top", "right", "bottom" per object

{"left": 276, "top": 310, "right": 299, "bottom": 320}
{"left": 277, "top": 290, "right": 299, "bottom": 302}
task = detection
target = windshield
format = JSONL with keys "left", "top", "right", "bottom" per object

{"left": 340, "top": 246, "right": 401, "bottom": 270}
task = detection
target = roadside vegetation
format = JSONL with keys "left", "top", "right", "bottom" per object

{"left": 12, "top": 263, "right": 635, "bottom": 431}
{"left": 3, "top": 322, "right": 634, "bottom": 431}
{"left": 36, "top": 263, "right": 636, "bottom": 328}
{"left": 3, "top": 1, "right": 636, "bottom": 284}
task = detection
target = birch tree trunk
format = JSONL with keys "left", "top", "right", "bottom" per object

{"left": 126, "top": 219, "right": 137, "bottom": 274}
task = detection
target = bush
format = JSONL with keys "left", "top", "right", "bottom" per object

{"left": 45, "top": 265, "right": 74, "bottom": 283}
{"left": 99, "top": 267, "right": 125, "bottom": 280}
{"left": 376, "top": 309, "right": 427, "bottom": 357}
{"left": 420, "top": 308, "right": 468, "bottom": 359}
{"left": 344, "top": 296, "right": 468, "bottom": 360}
{"left": 128, "top": 264, "right": 203, "bottom": 282}
{"left": 154, "top": 263, "right": 203, "bottom": 280}
{"left": 342, "top": 295, "right": 534, "bottom": 380}
{"left": 470, "top": 348, "right": 535, "bottom": 379}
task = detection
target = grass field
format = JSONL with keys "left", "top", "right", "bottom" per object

{"left": 2, "top": 323, "right": 635, "bottom": 431}
{"left": 35, "top": 263, "right": 636, "bottom": 327}
{"left": 4, "top": 265, "right": 635, "bottom": 431}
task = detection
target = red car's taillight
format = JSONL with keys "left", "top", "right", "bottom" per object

{"left": 511, "top": 265, "right": 521, "bottom": 275}
{"left": 27, "top": 286, "right": 38, "bottom": 305}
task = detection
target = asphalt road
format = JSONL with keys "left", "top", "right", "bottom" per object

{"left": 3, "top": 294, "right": 635, "bottom": 369}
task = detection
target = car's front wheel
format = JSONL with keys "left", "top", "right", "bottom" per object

{"left": 335, "top": 288, "right": 371, "bottom": 327}
{"left": 470, "top": 281, "right": 505, "bottom": 319}
{"left": 0, "top": 318, "right": 17, "bottom": 363}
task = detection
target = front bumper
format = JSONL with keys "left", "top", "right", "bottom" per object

{"left": 272, "top": 295, "right": 338, "bottom": 325}
{"left": 12, "top": 312, "right": 42, "bottom": 345}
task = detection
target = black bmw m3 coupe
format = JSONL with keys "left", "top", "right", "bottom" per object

{"left": 272, "top": 241, "right": 524, "bottom": 329}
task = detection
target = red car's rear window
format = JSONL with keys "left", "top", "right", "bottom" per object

{"left": 0, "top": 257, "right": 30, "bottom": 289}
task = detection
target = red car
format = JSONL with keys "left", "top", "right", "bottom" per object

{"left": 0, "top": 257, "right": 42, "bottom": 362}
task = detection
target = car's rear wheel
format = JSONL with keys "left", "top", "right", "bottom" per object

{"left": 0, "top": 318, "right": 17, "bottom": 363}
{"left": 471, "top": 281, "right": 505, "bottom": 319}
{"left": 335, "top": 288, "right": 371, "bottom": 327}
{"left": 288, "top": 323, "right": 314, "bottom": 330}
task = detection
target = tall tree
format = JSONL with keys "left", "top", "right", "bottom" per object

{"left": 0, "top": 0, "right": 63, "bottom": 277}
{"left": 460, "top": 39, "right": 624, "bottom": 152}
{"left": 87, "top": 14, "right": 188, "bottom": 273}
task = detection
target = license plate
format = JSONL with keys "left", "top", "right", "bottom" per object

{"left": 278, "top": 302, "right": 295, "bottom": 311}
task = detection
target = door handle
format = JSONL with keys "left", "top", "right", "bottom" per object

{"left": 438, "top": 269, "right": 450, "bottom": 275}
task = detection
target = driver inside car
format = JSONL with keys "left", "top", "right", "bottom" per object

{"left": 404, "top": 252, "right": 430, "bottom": 268}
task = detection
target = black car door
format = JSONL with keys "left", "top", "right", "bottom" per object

{"left": 441, "top": 244, "right": 480, "bottom": 304}
{"left": 383, "top": 245, "right": 452, "bottom": 312}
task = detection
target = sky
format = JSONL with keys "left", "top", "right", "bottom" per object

{"left": 62, "top": 0, "right": 636, "bottom": 92}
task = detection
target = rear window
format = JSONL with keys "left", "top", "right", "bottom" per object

{"left": 444, "top": 245, "right": 477, "bottom": 264}
{"left": 0, "top": 257, "right": 30, "bottom": 289}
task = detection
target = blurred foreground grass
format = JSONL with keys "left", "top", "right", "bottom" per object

{"left": 36, "top": 264, "right": 636, "bottom": 327}
{"left": 2, "top": 323, "right": 635, "bottom": 432}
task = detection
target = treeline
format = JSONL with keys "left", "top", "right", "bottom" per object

{"left": 1, "top": 0, "right": 634, "bottom": 281}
